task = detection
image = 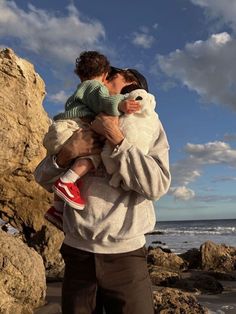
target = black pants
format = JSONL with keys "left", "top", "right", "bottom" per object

{"left": 60, "top": 244, "right": 154, "bottom": 314}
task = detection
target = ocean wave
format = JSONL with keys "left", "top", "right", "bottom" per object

{"left": 152, "top": 227, "right": 236, "bottom": 235}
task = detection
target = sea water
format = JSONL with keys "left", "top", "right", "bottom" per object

{"left": 146, "top": 218, "right": 236, "bottom": 253}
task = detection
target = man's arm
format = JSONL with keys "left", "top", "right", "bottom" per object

{"left": 91, "top": 114, "right": 171, "bottom": 200}
{"left": 34, "top": 128, "right": 103, "bottom": 192}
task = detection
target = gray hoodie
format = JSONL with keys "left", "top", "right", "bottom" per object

{"left": 34, "top": 118, "right": 171, "bottom": 254}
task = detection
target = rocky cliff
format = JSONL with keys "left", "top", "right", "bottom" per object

{"left": 0, "top": 48, "right": 49, "bottom": 229}
{"left": 0, "top": 48, "right": 64, "bottom": 277}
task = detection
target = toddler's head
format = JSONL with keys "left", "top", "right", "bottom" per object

{"left": 75, "top": 51, "right": 110, "bottom": 81}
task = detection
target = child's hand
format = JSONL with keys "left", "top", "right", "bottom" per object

{"left": 118, "top": 99, "right": 141, "bottom": 114}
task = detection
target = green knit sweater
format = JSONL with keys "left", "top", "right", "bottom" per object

{"left": 54, "top": 80, "right": 125, "bottom": 121}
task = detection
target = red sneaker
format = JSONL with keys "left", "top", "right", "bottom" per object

{"left": 53, "top": 178, "right": 86, "bottom": 210}
{"left": 44, "top": 206, "right": 63, "bottom": 231}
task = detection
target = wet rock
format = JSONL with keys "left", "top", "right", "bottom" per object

{"left": 152, "top": 240, "right": 164, "bottom": 245}
{"left": 149, "top": 265, "right": 180, "bottom": 286}
{"left": 180, "top": 248, "right": 201, "bottom": 270}
{"left": 171, "top": 273, "right": 223, "bottom": 294}
{"left": 153, "top": 287, "right": 208, "bottom": 314}
{"left": 147, "top": 230, "right": 164, "bottom": 235}
{"left": 203, "top": 271, "right": 236, "bottom": 281}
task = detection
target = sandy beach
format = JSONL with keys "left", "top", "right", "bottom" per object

{"left": 34, "top": 275, "right": 236, "bottom": 314}
{"left": 34, "top": 282, "right": 62, "bottom": 314}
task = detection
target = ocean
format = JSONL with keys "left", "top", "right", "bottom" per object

{"left": 145, "top": 218, "right": 236, "bottom": 254}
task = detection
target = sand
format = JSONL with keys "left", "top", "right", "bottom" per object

{"left": 34, "top": 279, "right": 236, "bottom": 314}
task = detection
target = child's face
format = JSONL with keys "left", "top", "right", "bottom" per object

{"left": 105, "top": 73, "right": 128, "bottom": 95}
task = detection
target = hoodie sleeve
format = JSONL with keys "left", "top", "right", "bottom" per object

{"left": 109, "top": 120, "right": 171, "bottom": 200}
{"left": 34, "top": 156, "right": 66, "bottom": 192}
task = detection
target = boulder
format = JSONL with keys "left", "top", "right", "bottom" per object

{"left": 171, "top": 273, "right": 223, "bottom": 294}
{"left": 200, "top": 241, "right": 236, "bottom": 272}
{"left": 149, "top": 265, "right": 180, "bottom": 286}
{"left": 147, "top": 247, "right": 186, "bottom": 271}
{"left": 203, "top": 271, "right": 236, "bottom": 281}
{"left": 0, "top": 48, "right": 64, "bottom": 277}
{"left": 180, "top": 248, "right": 201, "bottom": 270}
{"left": 0, "top": 230, "right": 46, "bottom": 313}
{"left": 29, "top": 225, "right": 65, "bottom": 280}
{"left": 153, "top": 287, "right": 208, "bottom": 314}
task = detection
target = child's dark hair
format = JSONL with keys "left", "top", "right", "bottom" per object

{"left": 75, "top": 51, "right": 110, "bottom": 80}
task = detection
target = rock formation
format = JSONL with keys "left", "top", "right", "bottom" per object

{"left": 0, "top": 48, "right": 64, "bottom": 277}
{"left": 200, "top": 241, "right": 236, "bottom": 272}
{"left": 0, "top": 230, "right": 46, "bottom": 313}
{"left": 0, "top": 47, "right": 49, "bottom": 230}
{"left": 153, "top": 288, "right": 208, "bottom": 314}
{"left": 148, "top": 247, "right": 186, "bottom": 271}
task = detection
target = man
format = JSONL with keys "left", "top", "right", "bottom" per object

{"left": 34, "top": 68, "right": 171, "bottom": 314}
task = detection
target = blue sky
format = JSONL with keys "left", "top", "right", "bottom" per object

{"left": 1, "top": 0, "right": 236, "bottom": 221}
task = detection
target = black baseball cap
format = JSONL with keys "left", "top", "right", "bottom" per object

{"left": 110, "top": 66, "right": 149, "bottom": 92}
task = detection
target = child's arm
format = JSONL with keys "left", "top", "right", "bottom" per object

{"left": 53, "top": 82, "right": 125, "bottom": 120}
{"left": 54, "top": 81, "right": 141, "bottom": 121}
{"left": 82, "top": 82, "right": 125, "bottom": 116}
{"left": 118, "top": 99, "right": 141, "bottom": 114}
{"left": 86, "top": 84, "right": 141, "bottom": 116}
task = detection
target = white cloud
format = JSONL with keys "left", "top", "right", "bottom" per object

{"left": 132, "top": 32, "right": 155, "bottom": 49}
{"left": 171, "top": 163, "right": 201, "bottom": 187}
{"left": 169, "top": 186, "right": 195, "bottom": 200}
{"left": 48, "top": 90, "right": 69, "bottom": 104}
{"left": 157, "top": 32, "right": 236, "bottom": 110}
{"left": 170, "top": 140, "right": 236, "bottom": 201}
{"left": 185, "top": 141, "right": 236, "bottom": 166}
{"left": 0, "top": 1, "right": 106, "bottom": 64}
{"left": 190, "top": 0, "right": 236, "bottom": 32}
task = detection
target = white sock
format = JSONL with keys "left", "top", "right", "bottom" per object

{"left": 54, "top": 201, "right": 64, "bottom": 213}
{"left": 60, "top": 169, "right": 80, "bottom": 183}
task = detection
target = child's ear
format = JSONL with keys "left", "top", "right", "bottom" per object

{"left": 102, "top": 72, "right": 108, "bottom": 83}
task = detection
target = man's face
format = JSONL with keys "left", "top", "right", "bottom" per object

{"left": 105, "top": 73, "right": 129, "bottom": 95}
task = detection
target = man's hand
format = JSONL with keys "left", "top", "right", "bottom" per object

{"left": 91, "top": 113, "right": 124, "bottom": 147}
{"left": 118, "top": 99, "right": 141, "bottom": 114}
{"left": 56, "top": 129, "right": 103, "bottom": 168}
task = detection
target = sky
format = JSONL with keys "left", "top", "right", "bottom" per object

{"left": 0, "top": 0, "right": 236, "bottom": 221}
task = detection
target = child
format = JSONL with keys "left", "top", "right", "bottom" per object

{"left": 43, "top": 51, "right": 140, "bottom": 230}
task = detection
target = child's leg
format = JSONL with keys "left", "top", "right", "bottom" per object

{"left": 53, "top": 159, "right": 94, "bottom": 210}
{"left": 60, "top": 158, "right": 94, "bottom": 183}
{"left": 44, "top": 194, "right": 64, "bottom": 231}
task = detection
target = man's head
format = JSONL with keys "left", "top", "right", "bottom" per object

{"left": 75, "top": 51, "right": 110, "bottom": 81}
{"left": 105, "top": 67, "right": 149, "bottom": 95}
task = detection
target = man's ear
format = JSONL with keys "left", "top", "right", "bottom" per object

{"left": 102, "top": 72, "right": 108, "bottom": 83}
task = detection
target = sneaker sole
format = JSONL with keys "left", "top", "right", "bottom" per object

{"left": 53, "top": 186, "right": 85, "bottom": 210}
{"left": 44, "top": 212, "right": 63, "bottom": 231}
